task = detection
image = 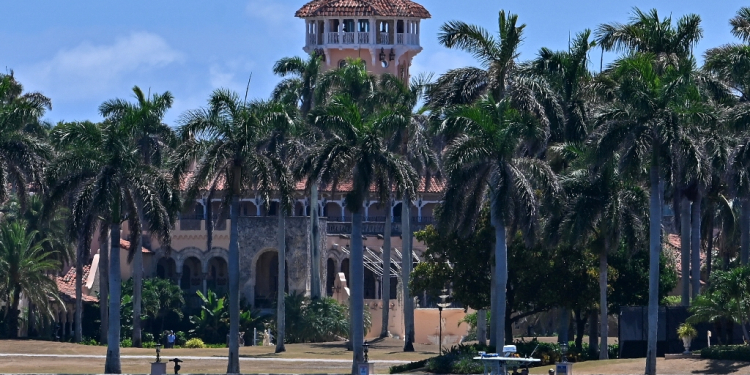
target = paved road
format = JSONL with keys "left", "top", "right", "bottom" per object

{"left": 0, "top": 353, "right": 408, "bottom": 364}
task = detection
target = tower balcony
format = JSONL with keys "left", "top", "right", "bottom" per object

{"left": 306, "top": 30, "right": 421, "bottom": 49}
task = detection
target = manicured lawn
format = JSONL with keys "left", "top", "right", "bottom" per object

{"left": 0, "top": 338, "right": 433, "bottom": 374}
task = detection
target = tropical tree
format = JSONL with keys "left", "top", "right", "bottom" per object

{"left": 378, "top": 73, "right": 440, "bottom": 348}
{"left": 0, "top": 73, "right": 51, "bottom": 207}
{"left": 560, "top": 157, "right": 648, "bottom": 358}
{"left": 592, "top": 54, "right": 710, "bottom": 374}
{"left": 438, "top": 93, "right": 559, "bottom": 347}
{"left": 688, "top": 266, "right": 750, "bottom": 342}
{"left": 142, "top": 278, "right": 185, "bottom": 335}
{"left": 273, "top": 53, "right": 325, "bottom": 300}
{"left": 99, "top": 86, "right": 177, "bottom": 347}
{"left": 175, "top": 91, "right": 290, "bottom": 373}
{"left": 704, "top": 7, "right": 750, "bottom": 266}
{"left": 433, "top": 10, "right": 556, "bottom": 347}
{"left": 47, "top": 120, "right": 175, "bottom": 373}
{"left": 300, "top": 89, "right": 417, "bottom": 373}
{"left": 0, "top": 220, "right": 62, "bottom": 338}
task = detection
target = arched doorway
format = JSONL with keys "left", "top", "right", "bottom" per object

{"left": 156, "top": 258, "right": 176, "bottom": 280}
{"left": 255, "top": 251, "right": 288, "bottom": 308}
{"left": 326, "top": 258, "right": 337, "bottom": 296}
{"left": 364, "top": 268, "right": 376, "bottom": 299}
{"left": 207, "top": 257, "right": 228, "bottom": 296}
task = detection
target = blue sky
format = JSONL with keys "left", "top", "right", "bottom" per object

{"left": 1, "top": 0, "right": 747, "bottom": 126}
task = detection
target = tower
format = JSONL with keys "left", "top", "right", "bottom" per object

{"left": 295, "top": 0, "right": 430, "bottom": 81}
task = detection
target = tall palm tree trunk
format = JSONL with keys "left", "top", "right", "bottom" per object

{"left": 310, "top": 182, "right": 321, "bottom": 299}
{"left": 599, "top": 249, "right": 608, "bottom": 359}
{"left": 705, "top": 207, "right": 714, "bottom": 283}
{"left": 132, "top": 219, "right": 143, "bottom": 347}
{"left": 477, "top": 310, "right": 487, "bottom": 346}
{"left": 490, "top": 196, "right": 508, "bottom": 347}
{"left": 380, "top": 202, "right": 392, "bottom": 338}
{"left": 401, "top": 197, "right": 415, "bottom": 351}
{"left": 645, "top": 162, "right": 661, "bottom": 375}
{"left": 99, "top": 225, "right": 109, "bottom": 345}
{"left": 680, "top": 196, "right": 691, "bottom": 306}
{"left": 276, "top": 207, "right": 287, "bottom": 353}
{"left": 742, "top": 199, "right": 749, "bottom": 265}
{"left": 691, "top": 195, "right": 701, "bottom": 300}
{"left": 227, "top": 194, "right": 240, "bottom": 374}
{"left": 206, "top": 193, "right": 214, "bottom": 253}
{"left": 75, "top": 228, "right": 86, "bottom": 343}
{"left": 104, "top": 223, "right": 122, "bottom": 374}
{"left": 489, "top": 265, "right": 496, "bottom": 347}
{"left": 589, "top": 311, "right": 598, "bottom": 358}
{"left": 350, "top": 212, "right": 365, "bottom": 375}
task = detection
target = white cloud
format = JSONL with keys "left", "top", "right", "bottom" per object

{"left": 24, "top": 32, "right": 183, "bottom": 100}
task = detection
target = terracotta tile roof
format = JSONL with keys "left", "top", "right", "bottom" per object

{"left": 664, "top": 233, "right": 707, "bottom": 281}
{"left": 56, "top": 265, "right": 98, "bottom": 303}
{"left": 295, "top": 176, "right": 444, "bottom": 193}
{"left": 181, "top": 170, "right": 444, "bottom": 195}
{"left": 120, "top": 239, "right": 152, "bottom": 253}
{"left": 295, "top": 0, "right": 431, "bottom": 18}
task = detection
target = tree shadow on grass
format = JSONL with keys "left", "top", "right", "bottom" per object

{"left": 691, "top": 359, "right": 750, "bottom": 374}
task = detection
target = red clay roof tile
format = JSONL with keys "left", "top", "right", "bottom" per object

{"left": 296, "top": 0, "right": 431, "bottom": 18}
{"left": 56, "top": 265, "right": 98, "bottom": 303}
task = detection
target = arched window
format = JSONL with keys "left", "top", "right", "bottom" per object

{"left": 339, "top": 60, "right": 347, "bottom": 69}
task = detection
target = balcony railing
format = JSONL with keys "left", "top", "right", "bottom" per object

{"left": 310, "top": 31, "right": 419, "bottom": 47}
{"left": 326, "top": 220, "right": 429, "bottom": 235}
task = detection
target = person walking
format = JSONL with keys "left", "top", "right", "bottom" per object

{"left": 167, "top": 331, "right": 176, "bottom": 348}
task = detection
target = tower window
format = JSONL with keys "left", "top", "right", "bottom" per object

{"left": 343, "top": 19, "right": 355, "bottom": 32}
{"left": 358, "top": 20, "right": 370, "bottom": 32}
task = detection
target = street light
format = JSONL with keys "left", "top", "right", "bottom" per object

{"left": 560, "top": 342, "right": 569, "bottom": 362}
{"left": 155, "top": 343, "right": 162, "bottom": 363}
{"left": 363, "top": 340, "right": 370, "bottom": 362}
{"left": 437, "top": 288, "right": 451, "bottom": 355}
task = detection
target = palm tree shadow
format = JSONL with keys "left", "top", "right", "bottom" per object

{"left": 691, "top": 359, "right": 750, "bottom": 374}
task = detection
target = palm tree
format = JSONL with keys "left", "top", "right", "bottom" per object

{"left": 47, "top": 120, "right": 175, "bottom": 374}
{"left": 0, "top": 72, "right": 51, "bottom": 207}
{"left": 273, "top": 53, "right": 324, "bottom": 299}
{"left": 99, "top": 86, "right": 177, "bottom": 347}
{"left": 433, "top": 10, "right": 554, "bottom": 346}
{"left": 301, "top": 92, "right": 417, "bottom": 374}
{"left": 731, "top": 7, "right": 750, "bottom": 43}
{"left": 704, "top": 7, "right": 750, "bottom": 265}
{"left": 0, "top": 220, "right": 62, "bottom": 338}
{"left": 379, "top": 74, "right": 440, "bottom": 349}
{"left": 438, "top": 94, "right": 558, "bottom": 347}
{"left": 560, "top": 157, "right": 648, "bottom": 359}
{"left": 592, "top": 54, "right": 710, "bottom": 374}
{"left": 176, "top": 91, "right": 288, "bottom": 373}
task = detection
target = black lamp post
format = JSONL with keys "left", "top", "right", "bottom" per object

{"left": 560, "top": 342, "right": 569, "bottom": 362}
{"left": 363, "top": 340, "right": 370, "bottom": 362}
{"left": 437, "top": 288, "right": 451, "bottom": 355}
{"left": 155, "top": 344, "right": 162, "bottom": 363}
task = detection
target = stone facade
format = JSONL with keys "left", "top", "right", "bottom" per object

{"left": 238, "top": 216, "right": 327, "bottom": 306}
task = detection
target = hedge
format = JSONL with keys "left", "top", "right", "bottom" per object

{"left": 701, "top": 345, "right": 750, "bottom": 361}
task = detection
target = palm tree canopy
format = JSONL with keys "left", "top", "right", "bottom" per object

{"left": 596, "top": 8, "right": 703, "bottom": 60}
{"left": 0, "top": 220, "right": 62, "bottom": 320}
{"left": 439, "top": 94, "right": 558, "bottom": 235}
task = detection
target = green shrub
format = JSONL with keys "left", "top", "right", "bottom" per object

{"left": 184, "top": 338, "right": 207, "bottom": 348}
{"left": 389, "top": 359, "right": 427, "bottom": 374}
{"left": 143, "top": 332, "right": 155, "bottom": 343}
{"left": 80, "top": 337, "right": 99, "bottom": 346}
{"left": 142, "top": 341, "right": 156, "bottom": 349}
{"left": 279, "top": 293, "right": 353, "bottom": 343}
{"left": 175, "top": 331, "right": 188, "bottom": 346}
{"left": 121, "top": 338, "right": 133, "bottom": 348}
{"left": 701, "top": 345, "right": 750, "bottom": 361}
